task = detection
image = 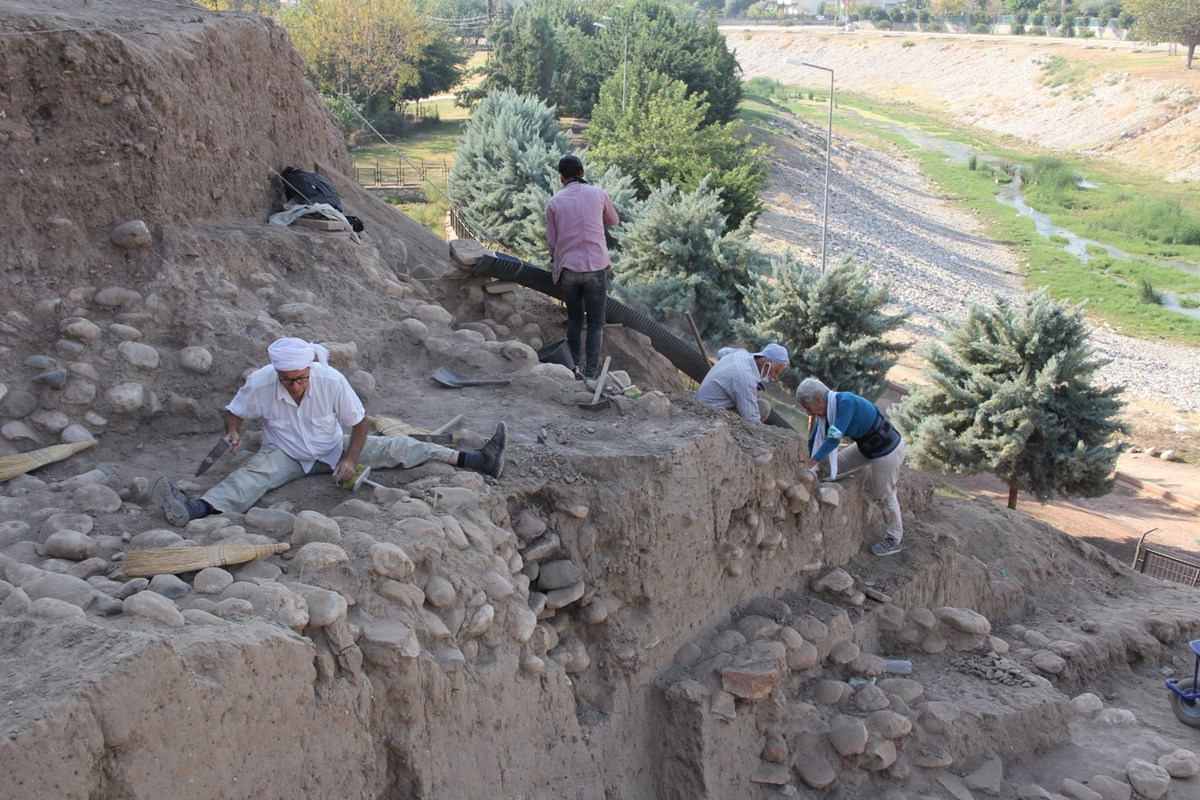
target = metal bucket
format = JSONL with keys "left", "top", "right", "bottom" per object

{"left": 537, "top": 338, "right": 576, "bottom": 371}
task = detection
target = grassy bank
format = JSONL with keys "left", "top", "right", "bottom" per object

{"left": 740, "top": 88, "right": 1200, "bottom": 346}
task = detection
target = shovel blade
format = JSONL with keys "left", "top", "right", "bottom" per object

{"left": 430, "top": 367, "right": 512, "bottom": 388}
{"left": 195, "top": 438, "right": 231, "bottom": 477}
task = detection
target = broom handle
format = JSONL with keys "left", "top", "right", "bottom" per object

{"left": 432, "top": 414, "right": 464, "bottom": 435}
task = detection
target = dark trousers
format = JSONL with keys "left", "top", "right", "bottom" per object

{"left": 560, "top": 268, "right": 608, "bottom": 377}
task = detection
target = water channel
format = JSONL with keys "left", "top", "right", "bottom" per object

{"left": 838, "top": 108, "right": 1200, "bottom": 319}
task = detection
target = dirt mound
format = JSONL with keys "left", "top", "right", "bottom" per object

{"left": 2, "top": 6, "right": 1200, "bottom": 800}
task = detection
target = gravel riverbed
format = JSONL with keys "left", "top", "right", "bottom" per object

{"left": 750, "top": 117, "right": 1200, "bottom": 411}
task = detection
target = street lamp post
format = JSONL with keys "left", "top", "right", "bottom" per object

{"left": 596, "top": 20, "right": 628, "bottom": 113}
{"left": 787, "top": 60, "right": 834, "bottom": 272}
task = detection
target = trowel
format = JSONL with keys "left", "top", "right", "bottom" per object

{"left": 338, "top": 465, "right": 385, "bottom": 492}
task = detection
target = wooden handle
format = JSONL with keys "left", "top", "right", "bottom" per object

{"left": 431, "top": 414, "right": 464, "bottom": 434}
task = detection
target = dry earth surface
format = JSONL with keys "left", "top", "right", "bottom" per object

{"left": 0, "top": 5, "right": 1199, "bottom": 800}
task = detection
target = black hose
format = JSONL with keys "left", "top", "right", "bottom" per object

{"left": 471, "top": 252, "right": 712, "bottom": 383}
{"left": 464, "top": 251, "right": 795, "bottom": 432}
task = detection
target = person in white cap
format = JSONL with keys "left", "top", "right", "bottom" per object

{"left": 693, "top": 342, "right": 790, "bottom": 423}
{"left": 795, "top": 377, "right": 905, "bottom": 556}
{"left": 151, "top": 337, "right": 507, "bottom": 526}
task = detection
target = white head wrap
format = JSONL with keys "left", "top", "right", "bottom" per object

{"left": 268, "top": 337, "right": 330, "bottom": 372}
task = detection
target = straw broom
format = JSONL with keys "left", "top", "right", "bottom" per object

{"left": 0, "top": 440, "right": 97, "bottom": 482}
{"left": 123, "top": 542, "right": 289, "bottom": 578}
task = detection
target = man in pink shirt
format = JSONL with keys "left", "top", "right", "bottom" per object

{"left": 545, "top": 154, "right": 620, "bottom": 379}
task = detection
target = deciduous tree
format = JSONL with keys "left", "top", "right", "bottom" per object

{"left": 281, "top": 0, "right": 444, "bottom": 115}
{"left": 586, "top": 65, "right": 767, "bottom": 230}
{"left": 1129, "top": 0, "right": 1200, "bottom": 68}
{"left": 892, "top": 291, "right": 1127, "bottom": 509}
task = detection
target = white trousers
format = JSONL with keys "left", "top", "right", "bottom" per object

{"left": 202, "top": 434, "right": 454, "bottom": 513}
{"left": 836, "top": 439, "right": 906, "bottom": 542}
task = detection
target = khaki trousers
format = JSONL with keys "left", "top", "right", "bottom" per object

{"left": 202, "top": 434, "right": 453, "bottom": 513}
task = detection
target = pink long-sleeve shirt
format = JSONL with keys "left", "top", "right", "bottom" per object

{"left": 545, "top": 181, "right": 619, "bottom": 282}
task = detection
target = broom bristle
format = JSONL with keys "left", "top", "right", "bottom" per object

{"left": 123, "top": 542, "right": 289, "bottom": 578}
{"left": 371, "top": 416, "right": 429, "bottom": 438}
{"left": 0, "top": 440, "right": 97, "bottom": 482}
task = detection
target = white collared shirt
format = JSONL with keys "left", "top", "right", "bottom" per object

{"left": 226, "top": 362, "right": 365, "bottom": 472}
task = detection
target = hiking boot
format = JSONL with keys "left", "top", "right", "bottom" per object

{"left": 870, "top": 537, "right": 902, "bottom": 557}
{"left": 152, "top": 475, "right": 194, "bottom": 527}
{"left": 474, "top": 421, "right": 506, "bottom": 479}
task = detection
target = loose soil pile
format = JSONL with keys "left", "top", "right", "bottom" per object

{"left": 1, "top": 5, "right": 1199, "bottom": 799}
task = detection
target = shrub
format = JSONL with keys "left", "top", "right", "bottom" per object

{"left": 1181, "top": 297, "right": 1200, "bottom": 309}
{"left": 968, "top": 154, "right": 978, "bottom": 170}
{"left": 1012, "top": 23, "right": 1026, "bottom": 34}
{"left": 321, "top": 92, "right": 366, "bottom": 133}
{"left": 877, "top": 18, "right": 893, "bottom": 28}
{"left": 926, "top": 20, "right": 945, "bottom": 31}
{"left": 902, "top": 39, "right": 916, "bottom": 46}
{"left": 1080, "top": 28, "right": 1095, "bottom": 37}
{"left": 367, "top": 110, "right": 410, "bottom": 137}
{"left": 1029, "top": 25, "right": 1046, "bottom": 34}
{"left": 973, "top": 22, "right": 991, "bottom": 32}
{"left": 1139, "top": 278, "right": 1165, "bottom": 305}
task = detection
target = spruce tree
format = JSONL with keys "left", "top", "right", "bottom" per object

{"left": 892, "top": 290, "right": 1127, "bottom": 509}
{"left": 612, "top": 179, "right": 764, "bottom": 342}
{"left": 736, "top": 255, "right": 909, "bottom": 397}
{"left": 448, "top": 89, "right": 567, "bottom": 260}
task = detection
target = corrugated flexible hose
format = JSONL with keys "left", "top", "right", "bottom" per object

{"left": 461, "top": 251, "right": 794, "bottom": 430}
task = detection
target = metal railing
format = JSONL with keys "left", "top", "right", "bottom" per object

{"left": 354, "top": 160, "right": 450, "bottom": 191}
{"left": 1132, "top": 528, "right": 1200, "bottom": 587}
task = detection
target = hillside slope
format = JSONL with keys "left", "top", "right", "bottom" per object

{"left": 730, "top": 30, "right": 1200, "bottom": 182}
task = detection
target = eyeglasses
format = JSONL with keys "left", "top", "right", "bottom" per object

{"left": 278, "top": 372, "right": 310, "bottom": 387}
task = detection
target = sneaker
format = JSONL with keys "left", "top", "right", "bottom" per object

{"left": 152, "top": 475, "right": 194, "bottom": 527}
{"left": 870, "top": 537, "right": 902, "bottom": 557}
{"left": 476, "top": 421, "right": 506, "bottom": 479}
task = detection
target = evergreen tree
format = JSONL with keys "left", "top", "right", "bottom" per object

{"left": 735, "top": 255, "right": 909, "bottom": 397}
{"left": 613, "top": 179, "right": 764, "bottom": 341}
{"left": 891, "top": 290, "right": 1127, "bottom": 509}
{"left": 448, "top": 89, "right": 568, "bottom": 259}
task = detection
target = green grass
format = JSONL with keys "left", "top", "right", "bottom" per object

{"left": 385, "top": 188, "right": 450, "bottom": 237}
{"left": 349, "top": 97, "right": 469, "bottom": 165}
{"left": 917, "top": 152, "right": 1200, "bottom": 344}
{"left": 1037, "top": 54, "right": 1091, "bottom": 96}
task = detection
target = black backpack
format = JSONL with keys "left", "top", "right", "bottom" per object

{"left": 279, "top": 166, "right": 343, "bottom": 211}
{"left": 278, "top": 166, "right": 364, "bottom": 233}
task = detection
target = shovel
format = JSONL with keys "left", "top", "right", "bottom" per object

{"left": 577, "top": 356, "right": 611, "bottom": 412}
{"left": 338, "top": 465, "right": 385, "bottom": 492}
{"left": 195, "top": 438, "right": 231, "bottom": 477}
{"left": 430, "top": 367, "right": 512, "bottom": 389}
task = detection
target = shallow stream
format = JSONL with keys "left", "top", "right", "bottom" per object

{"left": 839, "top": 108, "right": 1200, "bottom": 319}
